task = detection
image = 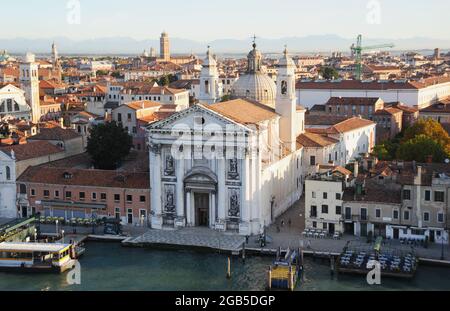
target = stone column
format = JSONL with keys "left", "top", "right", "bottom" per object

{"left": 210, "top": 191, "right": 216, "bottom": 227}
{"left": 176, "top": 155, "right": 185, "bottom": 227}
{"left": 240, "top": 154, "right": 250, "bottom": 235}
{"left": 217, "top": 156, "right": 226, "bottom": 223}
{"left": 186, "top": 190, "right": 192, "bottom": 226}
{"left": 150, "top": 145, "right": 163, "bottom": 229}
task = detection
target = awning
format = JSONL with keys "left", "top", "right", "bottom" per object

{"left": 40, "top": 200, "right": 107, "bottom": 210}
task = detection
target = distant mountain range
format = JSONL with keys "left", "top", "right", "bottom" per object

{"left": 1, "top": 35, "right": 450, "bottom": 55}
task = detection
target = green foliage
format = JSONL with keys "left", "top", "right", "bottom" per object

{"left": 221, "top": 94, "right": 231, "bottom": 102}
{"left": 96, "top": 70, "right": 109, "bottom": 76}
{"left": 319, "top": 66, "right": 339, "bottom": 80}
{"left": 396, "top": 135, "right": 448, "bottom": 163}
{"left": 158, "top": 74, "right": 178, "bottom": 86}
{"left": 402, "top": 118, "right": 450, "bottom": 155}
{"left": 87, "top": 121, "right": 133, "bottom": 170}
{"left": 111, "top": 71, "right": 123, "bottom": 79}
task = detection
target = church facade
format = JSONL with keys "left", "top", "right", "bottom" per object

{"left": 147, "top": 44, "right": 306, "bottom": 235}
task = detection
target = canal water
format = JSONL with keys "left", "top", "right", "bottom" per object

{"left": 0, "top": 242, "right": 449, "bottom": 291}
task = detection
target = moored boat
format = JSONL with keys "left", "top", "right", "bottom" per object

{"left": 0, "top": 242, "right": 78, "bottom": 273}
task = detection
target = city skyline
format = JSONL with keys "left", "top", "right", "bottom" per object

{"left": 1, "top": 0, "right": 450, "bottom": 41}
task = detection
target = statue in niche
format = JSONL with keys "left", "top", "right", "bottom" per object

{"left": 165, "top": 155, "right": 175, "bottom": 176}
{"left": 281, "top": 80, "right": 288, "bottom": 95}
{"left": 228, "top": 158, "right": 239, "bottom": 180}
{"left": 165, "top": 187, "right": 175, "bottom": 213}
{"left": 229, "top": 190, "right": 240, "bottom": 218}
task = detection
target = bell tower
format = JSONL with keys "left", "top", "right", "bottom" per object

{"left": 19, "top": 52, "right": 40, "bottom": 124}
{"left": 199, "top": 46, "right": 222, "bottom": 104}
{"left": 276, "top": 47, "right": 298, "bottom": 153}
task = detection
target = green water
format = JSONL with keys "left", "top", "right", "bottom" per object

{"left": 0, "top": 242, "right": 449, "bottom": 291}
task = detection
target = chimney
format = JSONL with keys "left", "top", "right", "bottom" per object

{"left": 414, "top": 166, "right": 422, "bottom": 185}
{"left": 59, "top": 117, "right": 64, "bottom": 129}
{"left": 353, "top": 161, "right": 359, "bottom": 178}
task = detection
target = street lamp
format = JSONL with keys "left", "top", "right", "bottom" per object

{"left": 441, "top": 230, "right": 446, "bottom": 261}
{"left": 55, "top": 219, "right": 59, "bottom": 236}
{"left": 62, "top": 230, "right": 65, "bottom": 244}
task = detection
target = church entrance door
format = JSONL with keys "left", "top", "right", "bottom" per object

{"left": 194, "top": 193, "right": 209, "bottom": 227}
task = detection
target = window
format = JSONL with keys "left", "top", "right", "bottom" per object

{"left": 114, "top": 194, "right": 120, "bottom": 202}
{"left": 312, "top": 222, "right": 317, "bottom": 228}
{"left": 5, "top": 166, "right": 11, "bottom": 180}
{"left": 425, "top": 190, "right": 431, "bottom": 201}
{"left": 375, "top": 209, "right": 381, "bottom": 218}
{"left": 393, "top": 210, "right": 399, "bottom": 220}
{"left": 31, "top": 189, "right": 36, "bottom": 196}
{"left": 140, "top": 196, "right": 146, "bottom": 202}
{"left": 115, "top": 207, "right": 121, "bottom": 220}
{"left": 434, "top": 191, "right": 445, "bottom": 202}
{"left": 65, "top": 191, "right": 72, "bottom": 199}
{"left": 312, "top": 192, "right": 316, "bottom": 199}
{"left": 310, "top": 206, "right": 317, "bottom": 218}
{"left": 127, "top": 195, "right": 133, "bottom": 203}
{"left": 310, "top": 156, "right": 316, "bottom": 166}
{"left": 43, "top": 190, "right": 50, "bottom": 198}
{"left": 19, "top": 184, "right": 27, "bottom": 194}
{"left": 117, "top": 113, "right": 122, "bottom": 122}
{"left": 101, "top": 193, "right": 107, "bottom": 201}
{"left": 336, "top": 206, "right": 342, "bottom": 215}
{"left": 127, "top": 113, "right": 132, "bottom": 121}
{"left": 79, "top": 192, "right": 85, "bottom": 200}
{"left": 54, "top": 190, "right": 60, "bottom": 198}
{"left": 345, "top": 207, "right": 352, "bottom": 220}
{"left": 403, "top": 189, "right": 411, "bottom": 200}
{"left": 323, "top": 223, "right": 327, "bottom": 230}
{"left": 92, "top": 192, "right": 97, "bottom": 201}
{"left": 404, "top": 210, "right": 410, "bottom": 221}
{"left": 336, "top": 193, "right": 341, "bottom": 200}
{"left": 322, "top": 205, "right": 329, "bottom": 214}
{"left": 438, "top": 213, "right": 444, "bottom": 223}
{"left": 323, "top": 192, "right": 328, "bottom": 199}
{"left": 132, "top": 127, "right": 137, "bottom": 134}
{"left": 423, "top": 212, "right": 430, "bottom": 222}
{"left": 361, "top": 208, "right": 368, "bottom": 221}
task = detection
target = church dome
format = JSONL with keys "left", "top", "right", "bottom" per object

{"left": 231, "top": 42, "right": 276, "bottom": 107}
{"left": 231, "top": 73, "right": 277, "bottom": 107}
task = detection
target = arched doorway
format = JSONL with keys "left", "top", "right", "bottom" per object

{"left": 184, "top": 167, "right": 218, "bottom": 228}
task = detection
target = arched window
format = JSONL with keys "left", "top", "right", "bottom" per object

{"left": 6, "top": 166, "right": 11, "bottom": 181}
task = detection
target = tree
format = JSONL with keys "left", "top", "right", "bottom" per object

{"left": 96, "top": 70, "right": 109, "bottom": 76}
{"left": 372, "top": 144, "right": 391, "bottom": 161}
{"left": 396, "top": 135, "right": 448, "bottom": 163}
{"left": 319, "top": 66, "right": 339, "bottom": 80}
{"left": 158, "top": 75, "right": 170, "bottom": 86}
{"left": 221, "top": 94, "right": 231, "bottom": 102}
{"left": 403, "top": 118, "right": 450, "bottom": 155}
{"left": 87, "top": 121, "right": 133, "bottom": 170}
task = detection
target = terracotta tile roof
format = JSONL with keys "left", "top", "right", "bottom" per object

{"left": 28, "top": 127, "right": 81, "bottom": 141}
{"left": 326, "top": 97, "right": 382, "bottom": 106}
{"left": 387, "top": 102, "right": 418, "bottom": 114}
{"left": 296, "top": 76, "right": 450, "bottom": 90}
{"left": 119, "top": 82, "right": 187, "bottom": 95}
{"left": 17, "top": 166, "right": 150, "bottom": 189}
{"left": 419, "top": 100, "right": 450, "bottom": 113}
{"left": 373, "top": 107, "right": 402, "bottom": 115}
{"left": 296, "top": 132, "right": 339, "bottom": 148}
{"left": 125, "top": 100, "right": 162, "bottom": 111}
{"left": 331, "top": 117, "right": 376, "bottom": 133}
{"left": 305, "top": 114, "right": 348, "bottom": 126}
{"left": 204, "top": 99, "right": 279, "bottom": 125}
{"left": 343, "top": 178, "right": 402, "bottom": 204}
{"left": 0, "top": 141, "right": 63, "bottom": 161}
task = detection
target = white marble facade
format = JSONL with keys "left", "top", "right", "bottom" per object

{"left": 147, "top": 103, "right": 304, "bottom": 236}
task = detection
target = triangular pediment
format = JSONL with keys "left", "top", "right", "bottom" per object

{"left": 147, "top": 104, "right": 251, "bottom": 133}
{"left": 0, "top": 84, "right": 24, "bottom": 94}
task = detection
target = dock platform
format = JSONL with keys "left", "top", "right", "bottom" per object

{"left": 122, "top": 228, "right": 245, "bottom": 253}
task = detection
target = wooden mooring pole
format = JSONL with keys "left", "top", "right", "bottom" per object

{"left": 226, "top": 257, "right": 231, "bottom": 279}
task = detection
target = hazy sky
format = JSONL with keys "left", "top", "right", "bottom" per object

{"left": 2, "top": 0, "right": 449, "bottom": 41}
